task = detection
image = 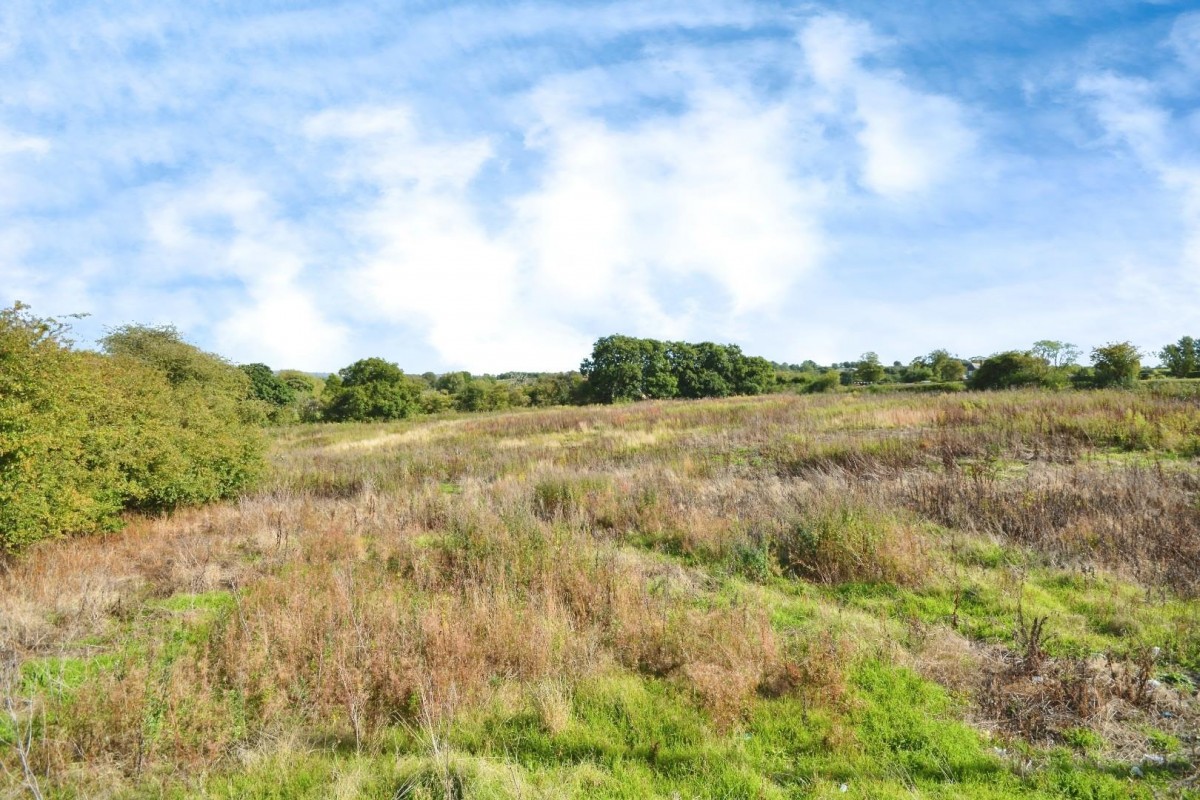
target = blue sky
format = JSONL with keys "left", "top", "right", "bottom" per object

{"left": 2, "top": 1, "right": 1198, "bottom": 372}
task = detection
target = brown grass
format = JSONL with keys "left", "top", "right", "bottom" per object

{"left": 2, "top": 388, "right": 1197, "bottom": 790}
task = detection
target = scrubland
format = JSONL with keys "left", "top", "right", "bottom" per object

{"left": 2, "top": 390, "right": 1199, "bottom": 798}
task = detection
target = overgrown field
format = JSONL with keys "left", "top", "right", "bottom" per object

{"left": 2, "top": 390, "right": 1199, "bottom": 798}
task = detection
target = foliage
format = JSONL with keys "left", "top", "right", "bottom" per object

{"left": 927, "top": 349, "right": 968, "bottom": 382}
{"left": 853, "top": 352, "right": 885, "bottom": 384}
{"left": 277, "top": 369, "right": 324, "bottom": 398}
{"left": 240, "top": 363, "right": 297, "bottom": 408}
{"left": 581, "top": 335, "right": 775, "bottom": 403}
{"left": 322, "top": 357, "right": 423, "bottom": 421}
{"left": 970, "top": 351, "right": 1052, "bottom": 390}
{"left": 1032, "top": 341, "right": 1082, "bottom": 368}
{"left": 0, "top": 306, "right": 264, "bottom": 551}
{"left": 526, "top": 372, "right": 587, "bottom": 407}
{"left": 1091, "top": 342, "right": 1141, "bottom": 388}
{"left": 1159, "top": 336, "right": 1197, "bottom": 379}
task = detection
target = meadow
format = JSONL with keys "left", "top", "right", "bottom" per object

{"left": 2, "top": 389, "right": 1198, "bottom": 798}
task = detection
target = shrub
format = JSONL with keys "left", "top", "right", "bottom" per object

{"left": 1091, "top": 342, "right": 1141, "bottom": 388}
{"left": 0, "top": 306, "right": 265, "bottom": 551}
{"left": 970, "top": 351, "right": 1051, "bottom": 390}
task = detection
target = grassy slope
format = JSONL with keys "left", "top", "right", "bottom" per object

{"left": 2, "top": 390, "right": 1198, "bottom": 798}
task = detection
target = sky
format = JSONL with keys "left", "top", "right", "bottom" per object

{"left": 1, "top": 0, "right": 1198, "bottom": 373}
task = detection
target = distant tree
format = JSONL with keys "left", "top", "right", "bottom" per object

{"left": 323, "top": 357, "right": 421, "bottom": 421}
{"left": 806, "top": 370, "right": 841, "bottom": 393}
{"left": 1031, "top": 340, "right": 1081, "bottom": 368}
{"left": 731, "top": 353, "right": 776, "bottom": 395}
{"left": 435, "top": 371, "right": 472, "bottom": 395}
{"left": 1159, "top": 336, "right": 1197, "bottom": 378}
{"left": 581, "top": 335, "right": 651, "bottom": 403}
{"left": 277, "top": 370, "right": 324, "bottom": 398}
{"left": 419, "top": 389, "right": 454, "bottom": 414}
{"left": 901, "top": 361, "right": 935, "bottom": 383}
{"left": 582, "top": 335, "right": 774, "bottom": 403}
{"left": 1091, "top": 342, "right": 1141, "bottom": 388}
{"left": 527, "top": 372, "right": 587, "bottom": 406}
{"left": 970, "top": 351, "right": 1050, "bottom": 390}
{"left": 924, "top": 349, "right": 967, "bottom": 382}
{"left": 240, "top": 363, "right": 297, "bottom": 408}
{"left": 853, "top": 352, "right": 884, "bottom": 384}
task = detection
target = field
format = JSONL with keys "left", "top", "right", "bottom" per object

{"left": 2, "top": 390, "right": 1199, "bottom": 799}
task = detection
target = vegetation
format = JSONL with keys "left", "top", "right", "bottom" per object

{"left": 1091, "top": 342, "right": 1142, "bottom": 388}
{"left": 1161, "top": 337, "right": 1198, "bottom": 379}
{"left": 581, "top": 335, "right": 775, "bottom": 403}
{"left": 0, "top": 306, "right": 264, "bottom": 552}
{"left": 2, "top": 389, "right": 1197, "bottom": 797}
{"left": 970, "top": 351, "right": 1057, "bottom": 390}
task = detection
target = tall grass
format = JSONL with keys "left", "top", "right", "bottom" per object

{"left": 1, "top": 388, "right": 1197, "bottom": 796}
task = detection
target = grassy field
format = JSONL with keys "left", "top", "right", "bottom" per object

{"left": 2, "top": 390, "right": 1199, "bottom": 798}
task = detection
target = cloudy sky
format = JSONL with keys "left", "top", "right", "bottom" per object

{"left": 2, "top": 1, "right": 1198, "bottom": 372}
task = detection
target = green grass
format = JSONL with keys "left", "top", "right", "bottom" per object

{"left": 5, "top": 390, "right": 1198, "bottom": 798}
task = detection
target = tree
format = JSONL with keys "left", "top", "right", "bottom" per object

{"left": 323, "top": 357, "right": 422, "bottom": 421}
{"left": 1031, "top": 340, "right": 1081, "bottom": 368}
{"left": 731, "top": 353, "right": 776, "bottom": 395}
{"left": 969, "top": 351, "right": 1049, "bottom": 390}
{"left": 1091, "top": 342, "right": 1141, "bottom": 388}
{"left": 924, "top": 349, "right": 966, "bottom": 382}
{"left": 581, "top": 335, "right": 647, "bottom": 403}
{"left": 240, "top": 363, "right": 297, "bottom": 408}
{"left": 1159, "top": 336, "right": 1197, "bottom": 378}
{"left": 277, "top": 369, "right": 324, "bottom": 398}
{"left": 527, "top": 372, "right": 586, "bottom": 406}
{"left": 853, "top": 352, "right": 884, "bottom": 384}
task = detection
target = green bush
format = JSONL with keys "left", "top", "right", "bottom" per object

{"left": 0, "top": 306, "right": 265, "bottom": 551}
{"left": 322, "top": 357, "right": 423, "bottom": 421}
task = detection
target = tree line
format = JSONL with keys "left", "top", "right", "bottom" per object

{"left": 3, "top": 300, "right": 1196, "bottom": 551}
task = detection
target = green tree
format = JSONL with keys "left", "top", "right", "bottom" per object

{"left": 969, "top": 351, "right": 1050, "bottom": 390}
{"left": 731, "top": 353, "right": 776, "bottom": 395}
{"left": 1159, "top": 336, "right": 1197, "bottom": 378}
{"left": 925, "top": 349, "right": 967, "bottom": 382}
{"left": 1031, "top": 340, "right": 1082, "bottom": 368}
{"left": 240, "top": 363, "right": 297, "bottom": 407}
{"left": 853, "top": 352, "right": 885, "bottom": 384}
{"left": 1091, "top": 342, "right": 1141, "bottom": 388}
{"left": 527, "top": 372, "right": 586, "bottom": 406}
{"left": 323, "top": 357, "right": 422, "bottom": 421}
{"left": 277, "top": 369, "right": 324, "bottom": 398}
{"left": 581, "top": 335, "right": 657, "bottom": 403}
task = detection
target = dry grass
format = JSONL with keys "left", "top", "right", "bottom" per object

{"left": 1, "top": 389, "right": 1198, "bottom": 795}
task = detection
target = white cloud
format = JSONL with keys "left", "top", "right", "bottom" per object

{"left": 516, "top": 80, "right": 826, "bottom": 316}
{"left": 139, "top": 171, "right": 350, "bottom": 367}
{"left": 1078, "top": 70, "right": 1200, "bottom": 293}
{"left": 0, "top": 129, "right": 49, "bottom": 156}
{"left": 306, "top": 64, "right": 830, "bottom": 370}
{"left": 800, "top": 14, "right": 976, "bottom": 196}
{"left": 1169, "top": 12, "right": 1200, "bottom": 73}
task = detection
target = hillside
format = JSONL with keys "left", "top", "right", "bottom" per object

{"left": 2, "top": 390, "right": 1198, "bottom": 798}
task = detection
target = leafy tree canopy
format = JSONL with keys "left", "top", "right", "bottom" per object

{"left": 970, "top": 351, "right": 1050, "bottom": 390}
{"left": 1091, "top": 342, "right": 1141, "bottom": 388}
{"left": 323, "top": 357, "right": 422, "bottom": 421}
{"left": 1159, "top": 336, "right": 1197, "bottom": 379}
